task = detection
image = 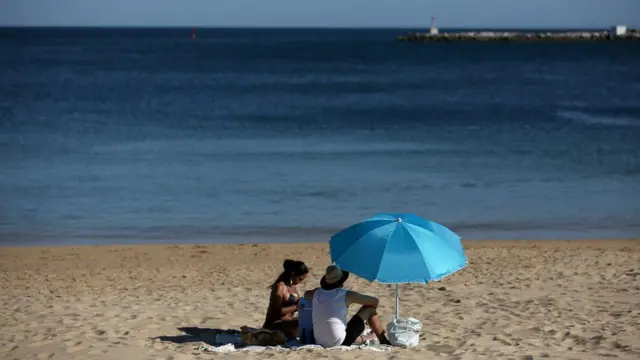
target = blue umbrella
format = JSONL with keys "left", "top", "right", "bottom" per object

{"left": 330, "top": 213, "right": 467, "bottom": 318}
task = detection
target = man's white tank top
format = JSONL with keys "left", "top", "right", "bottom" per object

{"left": 311, "top": 288, "right": 349, "bottom": 347}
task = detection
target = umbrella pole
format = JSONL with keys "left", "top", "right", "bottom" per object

{"left": 395, "top": 284, "right": 399, "bottom": 319}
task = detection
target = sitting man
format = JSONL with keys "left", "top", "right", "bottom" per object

{"left": 304, "top": 265, "right": 391, "bottom": 347}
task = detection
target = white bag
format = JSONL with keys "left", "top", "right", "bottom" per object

{"left": 385, "top": 317, "right": 421, "bottom": 348}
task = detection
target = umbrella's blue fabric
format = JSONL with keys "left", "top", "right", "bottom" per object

{"left": 330, "top": 213, "right": 467, "bottom": 284}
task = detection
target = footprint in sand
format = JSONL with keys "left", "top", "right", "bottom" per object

{"left": 88, "top": 348, "right": 108, "bottom": 355}
{"left": 515, "top": 356, "right": 534, "bottom": 360}
{"left": 66, "top": 346, "right": 87, "bottom": 354}
{"left": 64, "top": 340, "right": 83, "bottom": 347}
{"left": 92, "top": 329, "right": 108, "bottom": 338}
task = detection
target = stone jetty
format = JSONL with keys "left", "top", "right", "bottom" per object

{"left": 397, "top": 29, "right": 640, "bottom": 42}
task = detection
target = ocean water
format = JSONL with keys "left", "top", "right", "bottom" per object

{"left": 1, "top": 27, "right": 639, "bottom": 245}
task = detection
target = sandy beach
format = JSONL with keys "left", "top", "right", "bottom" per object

{"left": 1, "top": 240, "right": 639, "bottom": 360}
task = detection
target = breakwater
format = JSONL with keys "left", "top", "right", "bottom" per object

{"left": 397, "top": 29, "right": 640, "bottom": 42}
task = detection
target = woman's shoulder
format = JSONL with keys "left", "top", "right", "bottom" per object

{"left": 271, "top": 280, "right": 289, "bottom": 293}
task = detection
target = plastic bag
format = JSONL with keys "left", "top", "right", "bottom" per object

{"left": 385, "top": 317, "right": 421, "bottom": 348}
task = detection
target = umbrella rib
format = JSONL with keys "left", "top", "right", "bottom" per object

{"left": 372, "top": 224, "right": 399, "bottom": 282}
{"left": 331, "top": 220, "right": 392, "bottom": 257}
{"left": 332, "top": 221, "right": 391, "bottom": 275}
{"left": 407, "top": 223, "right": 468, "bottom": 281}
{"left": 405, "top": 216, "right": 465, "bottom": 258}
{"left": 399, "top": 224, "right": 434, "bottom": 283}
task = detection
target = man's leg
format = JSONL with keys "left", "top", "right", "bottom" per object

{"left": 341, "top": 314, "right": 367, "bottom": 346}
{"left": 354, "top": 305, "right": 391, "bottom": 345}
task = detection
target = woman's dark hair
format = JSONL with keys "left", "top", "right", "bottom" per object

{"left": 270, "top": 259, "right": 309, "bottom": 287}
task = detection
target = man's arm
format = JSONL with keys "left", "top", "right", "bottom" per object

{"left": 303, "top": 287, "right": 318, "bottom": 300}
{"left": 345, "top": 290, "right": 379, "bottom": 307}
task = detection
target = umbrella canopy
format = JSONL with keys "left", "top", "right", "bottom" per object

{"left": 330, "top": 213, "right": 467, "bottom": 318}
{"left": 330, "top": 213, "right": 467, "bottom": 284}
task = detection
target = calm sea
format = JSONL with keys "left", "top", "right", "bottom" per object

{"left": 1, "top": 27, "right": 639, "bottom": 245}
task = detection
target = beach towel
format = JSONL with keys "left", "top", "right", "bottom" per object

{"left": 196, "top": 328, "right": 393, "bottom": 353}
{"left": 198, "top": 342, "right": 393, "bottom": 353}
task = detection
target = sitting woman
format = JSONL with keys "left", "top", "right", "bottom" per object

{"left": 262, "top": 259, "right": 309, "bottom": 340}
